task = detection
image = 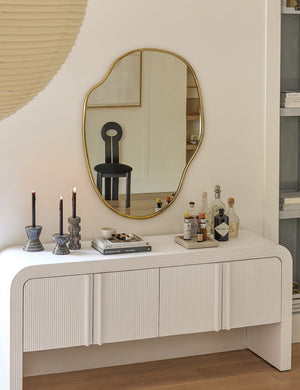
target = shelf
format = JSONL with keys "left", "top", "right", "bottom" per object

{"left": 187, "top": 114, "right": 200, "bottom": 121}
{"left": 281, "top": 107, "right": 300, "bottom": 116}
{"left": 186, "top": 144, "right": 198, "bottom": 151}
{"left": 279, "top": 209, "right": 300, "bottom": 219}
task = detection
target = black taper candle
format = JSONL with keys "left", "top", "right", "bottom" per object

{"left": 59, "top": 196, "right": 63, "bottom": 235}
{"left": 72, "top": 187, "right": 76, "bottom": 218}
{"left": 32, "top": 191, "right": 36, "bottom": 228}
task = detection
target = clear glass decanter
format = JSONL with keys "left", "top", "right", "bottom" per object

{"left": 199, "top": 192, "right": 210, "bottom": 237}
{"left": 208, "top": 185, "right": 225, "bottom": 235}
{"left": 226, "top": 197, "right": 239, "bottom": 238}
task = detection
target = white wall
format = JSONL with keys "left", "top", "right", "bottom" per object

{"left": 0, "top": 0, "right": 275, "bottom": 250}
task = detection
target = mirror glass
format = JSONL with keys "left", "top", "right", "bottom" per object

{"left": 83, "top": 49, "right": 203, "bottom": 218}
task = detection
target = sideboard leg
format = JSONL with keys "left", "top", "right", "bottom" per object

{"left": 247, "top": 322, "right": 291, "bottom": 371}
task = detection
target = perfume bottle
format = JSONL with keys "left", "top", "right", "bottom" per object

{"left": 208, "top": 185, "right": 225, "bottom": 235}
{"left": 187, "top": 201, "right": 199, "bottom": 236}
{"left": 199, "top": 192, "right": 210, "bottom": 237}
{"left": 183, "top": 212, "right": 192, "bottom": 240}
{"left": 227, "top": 198, "right": 239, "bottom": 238}
{"left": 214, "top": 208, "right": 229, "bottom": 241}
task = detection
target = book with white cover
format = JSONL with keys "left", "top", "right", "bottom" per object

{"left": 281, "top": 102, "right": 300, "bottom": 108}
{"left": 280, "top": 203, "right": 300, "bottom": 211}
{"left": 92, "top": 233, "right": 150, "bottom": 249}
{"left": 91, "top": 240, "right": 152, "bottom": 255}
{"left": 281, "top": 90, "right": 300, "bottom": 97}
{"left": 280, "top": 191, "right": 300, "bottom": 205}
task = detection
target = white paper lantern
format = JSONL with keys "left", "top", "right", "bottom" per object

{"left": 0, "top": 0, "right": 88, "bottom": 121}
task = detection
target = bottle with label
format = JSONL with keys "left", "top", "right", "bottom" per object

{"left": 227, "top": 198, "right": 239, "bottom": 238}
{"left": 155, "top": 198, "right": 162, "bottom": 212}
{"left": 200, "top": 213, "right": 207, "bottom": 241}
{"left": 166, "top": 196, "right": 171, "bottom": 205}
{"left": 208, "top": 185, "right": 225, "bottom": 235}
{"left": 187, "top": 201, "right": 199, "bottom": 236}
{"left": 197, "top": 221, "right": 203, "bottom": 242}
{"left": 214, "top": 208, "right": 229, "bottom": 241}
{"left": 199, "top": 192, "right": 210, "bottom": 237}
{"left": 183, "top": 212, "right": 192, "bottom": 240}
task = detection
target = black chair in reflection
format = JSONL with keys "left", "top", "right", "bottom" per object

{"left": 94, "top": 122, "right": 132, "bottom": 208}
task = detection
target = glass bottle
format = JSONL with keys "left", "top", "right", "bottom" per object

{"left": 187, "top": 201, "right": 199, "bottom": 236}
{"left": 155, "top": 198, "right": 162, "bottom": 212}
{"left": 208, "top": 185, "right": 225, "bottom": 235}
{"left": 199, "top": 192, "right": 210, "bottom": 237}
{"left": 200, "top": 213, "right": 207, "bottom": 241}
{"left": 183, "top": 212, "right": 192, "bottom": 240}
{"left": 197, "top": 221, "right": 203, "bottom": 242}
{"left": 214, "top": 208, "right": 229, "bottom": 241}
{"left": 227, "top": 198, "right": 239, "bottom": 238}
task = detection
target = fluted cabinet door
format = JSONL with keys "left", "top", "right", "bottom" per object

{"left": 94, "top": 269, "right": 159, "bottom": 344}
{"left": 23, "top": 275, "right": 93, "bottom": 352}
{"left": 222, "top": 258, "right": 281, "bottom": 330}
{"left": 159, "top": 264, "right": 222, "bottom": 337}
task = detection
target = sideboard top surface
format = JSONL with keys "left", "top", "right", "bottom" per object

{"left": 0, "top": 229, "right": 291, "bottom": 288}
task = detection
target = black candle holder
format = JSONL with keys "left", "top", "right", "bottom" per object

{"left": 23, "top": 225, "right": 44, "bottom": 252}
{"left": 68, "top": 216, "right": 81, "bottom": 250}
{"left": 52, "top": 233, "right": 70, "bottom": 255}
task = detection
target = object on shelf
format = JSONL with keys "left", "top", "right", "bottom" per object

{"left": 227, "top": 198, "right": 240, "bottom": 238}
{"left": 68, "top": 217, "right": 81, "bottom": 250}
{"left": 155, "top": 198, "right": 162, "bottom": 212}
{"left": 93, "top": 233, "right": 149, "bottom": 249}
{"left": 208, "top": 185, "right": 226, "bottom": 235}
{"left": 183, "top": 212, "right": 192, "bottom": 240}
{"left": 281, "top": 90, "right": 300, "bottom": 108}
{"left": 214, "top": 208, "right": 229, "bottom": 242}
{"left": 23, "top": 225, "right": 44, "bottom": 252}
{"left": 91, "top": 233, "right": 151, "bottom": 255}
{"left": 175, "top": 235, "right": 218, "bottom": 249}
{"left": 280, "top": 191, "right": 300, "bottom": 210}
{"left": 100, "top": 227, "right": 116, "bottom": 239}
{"left": 187, "top": 201, "right": 199, "bottom": 236}
{"left": 199, "top": 192, "right": 210, "bottom": 237}
{"left": 52, "top": 233, "right": 70, "bottom": 255}
{"left": 199, "top": 213, "right": 207, "bottom": 241}
{"left": 24, "top": 190, "right": 44, "bottom": 252}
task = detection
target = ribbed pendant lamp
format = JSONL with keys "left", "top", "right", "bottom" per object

{"left": 0, "top": 0, "right": 88, "bottom": 121}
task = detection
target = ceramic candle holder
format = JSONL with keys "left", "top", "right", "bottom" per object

{"left": 68, "top": 216, "right": 81, "bottom": 250}
{"left": 23, "top": 225, "right": 44, "bottom": 252}
{"left": 52, "top": 233, "right": 70, "bottom": 255}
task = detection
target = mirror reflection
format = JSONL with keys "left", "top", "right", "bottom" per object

{"left": 83, "top": 49, "right": 203, "bottom": 218}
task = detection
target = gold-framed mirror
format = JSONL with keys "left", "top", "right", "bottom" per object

{"left": 83, "top": 48, "right": 204, "bottom": 219}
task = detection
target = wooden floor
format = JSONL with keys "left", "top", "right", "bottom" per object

{"left": 24, "top": 344, "right": 300, "bottom": 390}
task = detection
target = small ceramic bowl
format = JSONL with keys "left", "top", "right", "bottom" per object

{"left": 100, "top": 227, "right": 116, "bottom": 239}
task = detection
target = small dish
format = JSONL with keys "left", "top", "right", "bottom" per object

{"left": 100, "top": 227, "right": 116, "bottom": 239}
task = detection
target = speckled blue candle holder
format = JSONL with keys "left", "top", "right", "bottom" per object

{"left": 23, "top": 225, "right": 44, "bottom": 252}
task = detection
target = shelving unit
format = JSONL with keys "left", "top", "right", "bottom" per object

{"left": 279, "top": 3, "right": 300, "bottom": 314}
{"left": 186, "top": 68, "right": 200, "bottom": 163}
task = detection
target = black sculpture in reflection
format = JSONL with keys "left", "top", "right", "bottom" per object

{"left": 94, "top": 122, "right": 132, "bottom": 208}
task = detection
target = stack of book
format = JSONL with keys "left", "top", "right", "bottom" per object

{"left": 280, "top": 191, "right": 300, "bottom": 211}
{"left": 293, "top": 281, "right": 300, "bottom": 313}
{"left": 91, "top": 233, "right": 151, "bottom": 255}
{"left": 281, "top": 90, "right": 300, "bottom": 108}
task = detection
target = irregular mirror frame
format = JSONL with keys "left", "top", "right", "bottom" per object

{"left": 83, "top": 49, "right": 204, "bottom": 219}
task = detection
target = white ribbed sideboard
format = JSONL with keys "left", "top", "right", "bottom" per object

{"left": 0, "top": 230, "right": 293, "bottom": 390}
